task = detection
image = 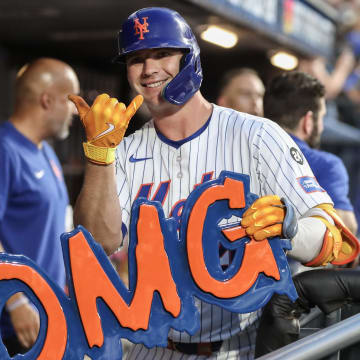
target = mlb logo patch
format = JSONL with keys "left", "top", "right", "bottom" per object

{"left": 297, "top": 176, "right": 325, "bottom": 193}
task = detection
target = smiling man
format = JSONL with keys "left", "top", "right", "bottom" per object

{"left": 126, "top": 48, "right": 184, "bottom": 111}
{"left": 70, "top": 7, "right": 359, "bottom": 360}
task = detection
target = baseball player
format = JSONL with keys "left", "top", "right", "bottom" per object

{"left": 69, "top": 7, "right": 359, "bottom": 359}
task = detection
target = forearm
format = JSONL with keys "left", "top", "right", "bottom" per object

{"left": 74, "top": 162, "right": 122, "bottom": 255}
{"left": 325, "top": 49, "right": 355, "bottom": 99}
{"left": 288, "top": 205, "right": 360, "bottom": 266}
{"left": 298, "top": 50, "right": 354, "bottom": 100}
{"left": 242, "top": 196, "right": 359, "bottom": 266}
{"left": 287, "top": 216, "right": 325, "bottom": 263}
{"left": 0, "top": 244, "right": 29, "bottom": 308}
{"left": 69, "top": 93, "right": 142, "bottom": 254}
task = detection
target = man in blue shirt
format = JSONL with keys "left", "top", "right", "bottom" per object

{"left": 263, "top": 71, "right": 358, "bottom": 236}
{"left": 0, "top": 58, "right": 80, "bottom": 355}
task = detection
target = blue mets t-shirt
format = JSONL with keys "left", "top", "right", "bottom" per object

{"left": 290, "top": 135, "right": 353, "bottom": 211}
{"left": 0, "top": 121, "right": 69, "bottom": 338}
{"left": 0, "top": 121, "right": 68, "bottom": 286}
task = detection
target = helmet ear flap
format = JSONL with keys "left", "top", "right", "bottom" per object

{"left": 179, "top": 49, "right": 189, "bottom": 69}
{"left": 163, "top": 59, "right": 203, "bottom": 105}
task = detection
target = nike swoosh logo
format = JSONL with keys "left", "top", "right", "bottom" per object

{"left": 35, "top": 170, "right": 45, "bottom": 179}
{"left": 129, "top": 154, "right": 153, "bottom": 163}
{"left": 93, "top": 123, "right": 115, "bottom": 140}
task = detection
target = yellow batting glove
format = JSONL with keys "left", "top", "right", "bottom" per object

{"left": 241, "top": 195, "right": 298, "bottom": 241}
{"left": 68, "top": 93, "right": 143, "bottom": 165}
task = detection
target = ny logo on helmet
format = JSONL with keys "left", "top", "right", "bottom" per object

{"left": 134, "top": 17, "right": 149, "bottom": 40}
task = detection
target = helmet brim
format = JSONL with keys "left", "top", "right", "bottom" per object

{"left": 113, "top": 40, "right": 191, "bottom": 64}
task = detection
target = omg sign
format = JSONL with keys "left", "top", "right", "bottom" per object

{"left": 0, "top": 172, "right": 297, "bottom": 359}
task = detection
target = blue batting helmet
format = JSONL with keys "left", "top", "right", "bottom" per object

{"left": 114, "top": 7, "right": 203, "bottom": 105}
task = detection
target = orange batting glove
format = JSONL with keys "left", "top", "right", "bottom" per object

{"left": 68, "top": 93, "right": 143, "bottom": 165}
{"left": 241, "top": 195, "right": 298, "bottom": 241}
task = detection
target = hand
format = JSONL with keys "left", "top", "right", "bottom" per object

{"left": 9, "top": 302, "right": 40, "bottom": 349}
{"left": 298, "top": 57, "right": 328, "bottom": 79}
{"left": 241, "top": 195, "right": 298, "bottom": 241}
{"left": 68, "top": 93, "right": 143, "bottom": 164}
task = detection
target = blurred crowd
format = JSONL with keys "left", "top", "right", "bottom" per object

{"left": 324, "top": 0, "right": 360, "bottom": 127}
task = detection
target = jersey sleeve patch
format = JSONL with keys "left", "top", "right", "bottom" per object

{"left": 297, "top": 176, "right": 325, "bottom": 193}
{"left": 290, "top": 147, "right": 304, "bottom": 165}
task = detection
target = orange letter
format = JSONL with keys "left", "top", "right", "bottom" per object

{"left": 0, "top": 263, "right": 67, "bottom": 359}
{"left": 70, "top": 204, "right": 180, "bottom": 348}
{"left": 187, "top": 177, "right": 279, "bottom": 298}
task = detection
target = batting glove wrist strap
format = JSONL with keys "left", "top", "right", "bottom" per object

{"left": 83, "top": 142, "right": 116, "bottom": 165}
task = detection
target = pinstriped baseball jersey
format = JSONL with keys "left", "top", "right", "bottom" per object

{"left": 115, "top": 104, "right": 332, "bottom": 359}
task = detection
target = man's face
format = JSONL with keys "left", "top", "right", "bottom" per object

{"left": 219, "top": 73, "right": 265, "bottom": 116}
{"left": 49, "top": 70, "right": 80, "bottom": 140}
{"left": 307, "top": 97, "right": 326, "bottom": 149}
{"left": 126, "top": 48, "right": 184, "bottom": 110}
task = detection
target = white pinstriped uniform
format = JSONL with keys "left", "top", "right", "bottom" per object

{"left": 115, "top": 104, "right": 332, "bottom": 359}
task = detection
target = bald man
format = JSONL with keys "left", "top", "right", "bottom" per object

{"left": 217, "top": 68, "right": 265, "bottom": 117}
{"left": 0, "top": 58, "right": 79, "bottom": 356}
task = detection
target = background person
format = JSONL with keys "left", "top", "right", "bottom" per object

{"left": 0, "top": 57, "right": 79, "bottom": 355}
{"left": 216, "top": 67, "right": 265, "bottom": 116}
{"left": 263, "top": 71, "right": 358, "bottom": 236}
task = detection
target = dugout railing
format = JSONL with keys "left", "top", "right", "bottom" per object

{"left": 256, "top": 311, "right": 360, "bottom": 360}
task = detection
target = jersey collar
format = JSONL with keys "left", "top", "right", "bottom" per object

{"left": 155, "top": 113, "right": 212, "bottom": 149}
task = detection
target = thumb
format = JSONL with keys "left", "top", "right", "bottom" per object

{"left": 125, "top": 95, "right": 144, "bottom": 119}
{"left": 68, "top": 94, "right": 90, "bottom": 119}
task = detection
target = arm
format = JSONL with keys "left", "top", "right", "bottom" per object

{"left": 241, "top": 196, "right": 324, "bottom": 264}
{"left": 241, "top": 196, "right": 360, "bottom": 266}
{"left": 74, "top": 162, "right": 122, "bottom": 255}
{"left": 297, "top": 203, "right": 360, "bottom": 266}
{"left": 246, "top": 123, "right": 359, "bottom": 265}
{"left": 290, "top": 156, "right": 359, "bottom": 262}
{"left": 69, "top": 93, "right": 143, "bottom": 255}
{"left": 0, "top": 151, "right": 40, "bottom": 348}
{"left": 6, "top": 293, "right": 40, "bottom": 349}
{"left": 298, "top": 48, "right": 355, "bottom": 100}
{"left": 0, "top": 243, "right": 39, "bottom": 348}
